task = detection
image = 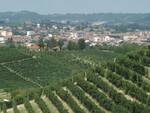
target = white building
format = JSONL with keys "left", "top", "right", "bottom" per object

{"left": 48, "top": 34, "right": 53, "bottom": 38}
{"left": 37, "top": 24, "right": 41, "bottom": 28}
{"left": 69, "top": 33, "right": 78, "bottom": 40}
{"left": 0, "top": 26, "right": 3, "bottom": 30}
{"left": 27, "top": 31, "right": 35, "bottom": 36}
{"left": 52, "top": 25, "right": 58, "bottom": 29}
{"left": 89, "top": 43, "right": 97, "bottom": 47}
{"left": 85, "top": 40, "right": 90, "bottom": 43}
{"left": 0, "top": 37, "right": 6, "bottom": 44}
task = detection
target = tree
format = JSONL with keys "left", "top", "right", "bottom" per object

{"left": 50, "top": 37, "right": 58, "bottom": 48}
{"left": 45, "top": 39, "right": 51, "bottom": 48}
{"left": 67, "top": 41, "right": 78, "bottom": 50}
{"left": 58, "top": 39, "right": 64, "bottom": 50}
{"left": 38, "top": 38, "right": 44, "bottom": 48}
{"left": 78, "top": 39, "right": 86, "bottom": 50}
{"left": 6, "top": 38, "right": 15, "bottom": 48}
{"left": 2, "top": 103, "right": 7, "bottom": 113}
{"left": 148, "top": 45, "right": 150, "bottom": 50}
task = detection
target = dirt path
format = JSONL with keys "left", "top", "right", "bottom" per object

{"left": 17, "top": 104, "right": 28, "bottom": 113}
{"left": 7, "top": 108, "right": 14, "bottom": 113}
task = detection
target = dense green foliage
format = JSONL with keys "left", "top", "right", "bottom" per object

{"left": 78, "top": 39, "right": 86, "bottom": 50}
{"left": 116, "top": 57, "right": 146, "bottom": 75}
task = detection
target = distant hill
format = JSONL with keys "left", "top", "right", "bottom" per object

{"left": 0, "top": 11, "right": 150, "bottom": 24}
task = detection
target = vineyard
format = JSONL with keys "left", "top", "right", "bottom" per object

{"left": 0, "top": 45, "right": 129, "bottom": 90}
{"left": 0, "top": 48, "right": 90, "bottom": 90}
{"left": 0, "top": 44, "right": 150, "bottom": 113}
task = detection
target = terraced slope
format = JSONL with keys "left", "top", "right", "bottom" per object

{"left": 1, "top": 76, "right": 150, "bottom": 113}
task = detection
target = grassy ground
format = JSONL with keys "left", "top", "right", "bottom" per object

{"left": 0, "top": 47, "right": 30, "bottom": 63}
{"left": 0, "top": 66, "right": 36, "bottom": 89}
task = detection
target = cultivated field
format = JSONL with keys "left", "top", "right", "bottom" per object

{"left": 1, "top": 44, "right": 149, "bottom": 113}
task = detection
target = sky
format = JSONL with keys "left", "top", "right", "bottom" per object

{"left": 0, "top": 0, "right": 150, "bottom": 14}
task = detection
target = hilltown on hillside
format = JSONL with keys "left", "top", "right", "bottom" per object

{"left": 0, "top": 21, "right": 150, "bottom": 50}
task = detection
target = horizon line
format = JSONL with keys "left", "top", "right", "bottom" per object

{"left": 0, "top": 10, "right": 150, "bottom": 15}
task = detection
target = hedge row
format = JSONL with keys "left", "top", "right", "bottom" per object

{"left": 65, "top": 82, "right": 105, "bottom": 113}
{"left": 77, "top": 80, "right": 130, "bottom": 113}
{"left": 46, "top": 91, "right": 69, "bottom": 113}
{"left": 12, "top": 99, "right": 20, "bottom": 113}
{"left": 24, "top": 98, "right": 35, "bottom": 113}
{"left": 127, "top": 53, "right": 150, "bottom": 67}
{"left": 56, "top": 88, "right": 85, "bottom": 113}
{"left": 87, "top": 73, "right": 150, "bottom": 113}
{"left": 106, "top": 62, "right": 150, "bottom": 92}
{"left": 116, "top": 57, "right": 146, "bottom": 75}
{"left": 35, "top": 96, "right": 51, "bottom": 113}
{"left": 2, "top": 103, "right": 7, "bottom": 113}
{"left": 95, "top": 67, "right": 150, "bottom": 105}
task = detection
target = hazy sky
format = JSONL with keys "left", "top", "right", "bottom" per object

{"left": 0, "top": 0, "right": 150, "bottom": 14}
